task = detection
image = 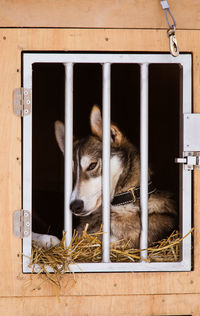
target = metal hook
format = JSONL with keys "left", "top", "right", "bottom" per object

{"left": 167, "top": 26, "right": 176, "bottom": 37}
{"left": 161, "top": 1, "right": 179, "bottom": 57}
{"left": 169, "top": 34, "right": 179, "bottom": 57}
{"left": 167, "top": 27, "right": 179, "bottom": 57}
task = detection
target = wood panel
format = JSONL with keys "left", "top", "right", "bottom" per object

{"left": 0, "top": 294, "right": 199, "bottom": 316}
{"left": 0, "top": 0, "right": 200, "bottom": 30}
{"left": 0, "top": 29, "right": 200, "bottom": 301}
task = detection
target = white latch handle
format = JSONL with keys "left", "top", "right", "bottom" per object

{"left": 175, "top": 154, "right": 200, "bottom": 171}
{"left": 175, "top": 158, "right": 187, "bottom": 164}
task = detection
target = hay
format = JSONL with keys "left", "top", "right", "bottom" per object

{"left": 30, "top": 226, "right": 194, "bottom": 287}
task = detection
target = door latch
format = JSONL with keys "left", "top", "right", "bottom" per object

{"left": 175, "top": 152, "right": 200, "bottom": 171}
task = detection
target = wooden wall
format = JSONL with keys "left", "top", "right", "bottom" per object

{"left": 0, "top": 1, "right": 200, "bottom": 315}
{"left": 0, "top": 0, "right": 200, "bottom": 29}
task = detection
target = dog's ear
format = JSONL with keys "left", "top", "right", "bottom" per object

{"left": 90, "top": 105, "right": 103, "bottom": 139}
{"left": 110, "top": 124, "right": 122, "bottom": 146}
{"left": 90, "top": 105, "right": 122, "bottom": 146}
{"left": 55, "top": 120, "right": 65, "bottom": 153}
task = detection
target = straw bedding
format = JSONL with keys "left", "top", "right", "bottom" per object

{"left": 29, "top": 225, "right": 193, "bottom": 287}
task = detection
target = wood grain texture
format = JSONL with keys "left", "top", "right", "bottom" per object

{"left": 0, "top": 0, "right": 200, "bottom": 29}
{"left": 0, "top": 294, "right": 200, "bottom": 316}
{"left": 0, "top": 29, "right": 199, "bottom": 313}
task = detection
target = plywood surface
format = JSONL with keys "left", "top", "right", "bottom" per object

{"left": 0, "top": 294, "right": 200, "bottom": 316}
{"left": 0, "top": 29, "right": 200, "bottom": 306}
{"left": 0, "top": 0, "right": 200, "bottom": 30}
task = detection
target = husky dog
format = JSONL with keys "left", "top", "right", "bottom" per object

{"left": 55, "top": 105, "right": 177, "bottom": 248}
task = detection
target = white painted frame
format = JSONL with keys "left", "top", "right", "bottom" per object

{"left": 22, "top": 53, "right": 192, "bottom": 273}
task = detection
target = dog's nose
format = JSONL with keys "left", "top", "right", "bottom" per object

{"left": 70, "top": 199, "right": 84, "bottom": 214}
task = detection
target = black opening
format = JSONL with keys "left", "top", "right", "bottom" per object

{"left": 32, "top": 61, "right": 180, "bottom": 239}
{"left": 32, "top": 63, "right": 65, "bottom": 238}
{"left": 149, "top": 64, "right": 180, "bottom": 200}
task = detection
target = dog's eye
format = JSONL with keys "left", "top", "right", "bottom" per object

{"left": 87, "top": 162, "right": 97, "bottom": 171}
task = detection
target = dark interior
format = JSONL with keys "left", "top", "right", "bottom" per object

{"left": 31, "top": 57, "right": 180, "bottom": 239}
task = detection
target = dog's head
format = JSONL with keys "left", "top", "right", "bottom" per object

{"left": 55, "top": 105, "right": 124, "bottom": 216}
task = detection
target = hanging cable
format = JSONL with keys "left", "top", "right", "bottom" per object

{"left": 160, "top": 0, "right": 179, "bottom": 57}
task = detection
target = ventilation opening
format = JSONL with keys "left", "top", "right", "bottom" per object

{"left": 32, "top": 62, "right": 180, "bottom": 239}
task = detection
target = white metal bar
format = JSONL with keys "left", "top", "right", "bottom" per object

{"left": 22, "top": 55, "right": 33, "bottom": 272}
{"left": 24, "top": 53, "right": 191, "bottom": 66}
{"left": 64, "top": 63, "right": 73, "bottom": 247}
{"left": 24, "top": 260, "right": 191, "bottom": 273}
{"left": 140, "top": 63, "right": 149, "bottom": 259}
{"left": 181, "top": 57, "right": 192, "bottom": 269}
{"left": 102, "top": 63, "right": 111, "bottom": 263}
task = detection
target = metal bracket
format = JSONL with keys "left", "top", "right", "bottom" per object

{"left": 13, "top": 88, "right": 32, "bottom": 117}
{"left": 183, "top": 114, "right": 200, "bottom": 151}
{"left": 13, "top": 210, "right": 31, "bottom": 238}
{"left": 175, "top": 152, "right": 200, "bottom": 171}
{"left": 175, "top": 114, "right": 200, "bottom": 170}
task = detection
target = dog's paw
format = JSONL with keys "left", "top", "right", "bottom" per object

{"left": 32, "top": 232, "right": 60, "bottom": 249}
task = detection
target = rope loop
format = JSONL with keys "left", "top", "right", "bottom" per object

{"left": 160, "top": 0, "right": 179, "bottom": 57}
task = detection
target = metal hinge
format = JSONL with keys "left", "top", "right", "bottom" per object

{"left": 13, "top": 88, "right": 32, "bottom": 116}
{"left": 175, "top": 152, "right": 200, "bottom": 171}
{"left": 13, "top": 210, "right": 31, "bottom": 238}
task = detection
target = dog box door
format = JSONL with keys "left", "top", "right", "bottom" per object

{"left": 21, "top": 52, "right": 192, "bottom": 273}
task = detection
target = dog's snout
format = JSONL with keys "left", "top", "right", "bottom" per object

{"left": 70, "top": 199, "right": 84, "bottom": 214}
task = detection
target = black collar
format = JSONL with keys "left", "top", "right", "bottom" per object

{"left": 111, "top": 182, "right": 156, "bottom": 206}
